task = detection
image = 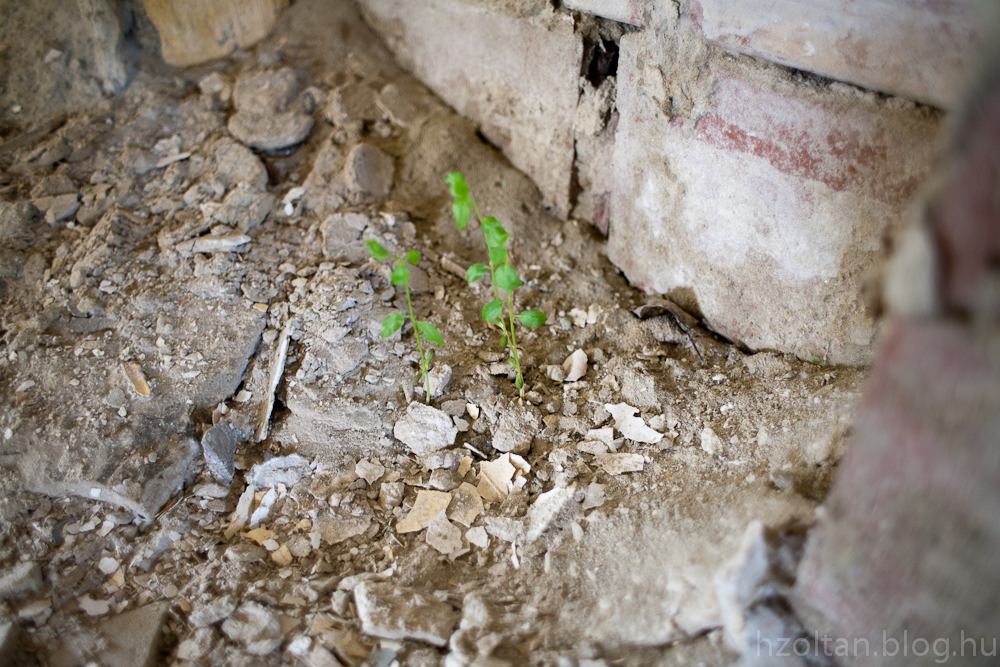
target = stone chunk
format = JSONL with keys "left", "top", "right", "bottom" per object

{"left": 176, "top": 627, "right": 217, "bottom": 661}
{"left": 562, "top": 349, "right": 588, "bottom": 382}
{"left": 228, "top": 68, "right": 315, "bottom": 151}
{"left": 342, "top": 144, "right": 394, "bottom": 203}
{"left": 0, "top": 622, "right": 19, "bottom": 666}
{"left": 426, "top": 511, "right": 464, "bottom": 554}
{"left": 476, "top": 454, "right": 516, "bottom": 502}
{"left": 96, "top": 601, "right": 171, "bottom": 667}
{"left": 314, "top": 508, "right": 371, "bottom": 544}
{"left": 595, "top": 453, "right": 645, "bottom": 475}
{"left": 353, "top": 582, "right": 459, "bottom": 647}
{"left": 397, "top": 490, "right": 452, "bottom": 534}
{"left": 492, "top": 406, "right": 539, "bottom": 455}
{"left": 393, "top": 403, "right": 457, "bottom": 455}
{"left": 212, "top": 138, "right": 269, "bottom": 192}
{"left": 0, "top": 201, "right": 36, "bottom": 249}
{"left": 605, "top": 403, "right": 663, "bottom": 444}
{"left": 248, "top": 453, "right": 311, "bottom": 489}
{"left": 221, "top": 602, "right": 282, "bottom": 655}
{"left": 447, "top": 482, "right": 484, "bottom": 527}
{"left": 201, "top": 423, "right": 240, "bottom": 485}
{"left": 525, "top": 485, "right": 578, "bottom": 543}
{"left": 0, "top": 562, "right": 42, "bottom": 601}
{"left": 189, "top": 595, "right": 237, "bottom": 628}
{"left": 355, "top": 459, "right": 385, "bottom": 485}
{"left": 321, "top": 212, "right": 370, "bottom": 264}
{"left": 325, "top": 83, "right": 380, "bottom": 126}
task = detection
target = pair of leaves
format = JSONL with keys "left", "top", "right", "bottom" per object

{"left": 367, "top": 240, "right": 420, "bottom": 267}
{"left": 481, "top": 216, "right": 509, "bottom": 250}
{"left": 446, "top": 172, "right": 472, "bottom": 230}
{"left": 480, "top": 300, "right": 546, "bottom": 328}
{"left": 381, "top": 314, "right": 444, "bottom": 345}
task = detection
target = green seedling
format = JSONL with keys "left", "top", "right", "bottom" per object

{"left": 367, "top": 239, "right": 444, "bottom": 404}
{"left": 446, "top": 171, "right": 546, "bottom": 398}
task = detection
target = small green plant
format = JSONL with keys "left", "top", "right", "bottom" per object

{"left": 367, "top": 239, "right": 444, "bottom": 404}
{"left": 445, "top": 171, "right": 546, "bottom": 398}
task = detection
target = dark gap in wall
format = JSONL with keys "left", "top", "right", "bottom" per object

{"left": 583, "top": 36, "right": 618, "bottom": 87}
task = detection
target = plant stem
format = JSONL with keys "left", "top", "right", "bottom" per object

{"left": 404, "top": 278, "right": 431, "bottom": 404}
{"left": 506, "top": 292, "right": 524, "bottom": 396}
{"left": 471, "top": 195, "right": 521, "bottom": 384}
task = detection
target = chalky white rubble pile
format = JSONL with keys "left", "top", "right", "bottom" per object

{"left": 0, "top": 1, "right": 865, "bottom": 665}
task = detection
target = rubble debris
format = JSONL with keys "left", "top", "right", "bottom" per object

{"left": 466, "top": 526, "right": 489, "bottom": 549}
{"left": 0, "top": 622, "right": 19, "bottom": 666}
{"left": 0, "top": 562, "right": 42, "bottom": 600}
{"left": 595, "top": 453, "right": 645, "bottom": 475}
{"left": 248, "top": 454, "right": 311, "bottom": 489}
{"left": 221, "top": 602, "right": 283, "bottom": 655}
{"left": 582, "top": 482, "right": 606, "bottom": 510}
{"left": 562, "top": 349, "right": 588, "bottom": 382}
{"left": 343, "top": 143, "right": 394, "bottom": 203}
{"left": 525, "top": 485, "right": 578, "bottom": 543}
{"left": 176, "top": 627, "right": 217, "bottom": 661}
{"left": 605, "top": 403, "right": 663, "bottom": 444}
{"left": 397, "top": 490, "right": 452, "bottom": 533}
{"left": 447, "top": 482, "right": 484, "bottom": 527}
{"left": 426, "top": 510, "right": 464, "bottom": 554}
{"left": 715, "top": 521, "right": 807, "bottom": 658}
{"left": 121, "top": 362, "right": 151, "bottom": 397}
{"left": 353, "top": 582, "right": 459, "bottom": 647}
{"left": 256, "top": 324, "right": 290, "bottom": 442}
{"left": 701, "top": 427, "right": 723, "bottom": 456}
{"left": 485, "top": 516, "right": 525, "bottom": 544}
{"left": 356, "top": 459, "right": 385, "bottom": 485}
{"left": 393, "top": 403, "right": 458, "bottom": 455}
{"left": 743, "top": 352, "right": 791, "bottom": 378}
{"left": 315, "top": 508, "right": 372, "bottom": 544}
{"left": 491, "top": 405, "right": 540, "bottom": 455}
{"left": 228, "top": 68, "right": 315, "bottom": 151}
{"left": 189, "top": 595, "right": 237, "bottom": 627}
{"left": 201, "top": 422, "right": 241, "bottom": 485}
{"left": 96, "top": 601, "right": 170, "bottom": 667}
{"left": 79, "top": 595, "right": 111, "bottom": 616}
{"left": 477, "top": 454, "right": 517, "bottom": 502}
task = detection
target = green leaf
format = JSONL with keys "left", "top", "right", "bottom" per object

{"left": 488, "top": 246, "right": 508, "bottom": 266}
{"left": 481, "top": 216, "right": 509, "bottom": 249}
{"left": 445, "top": 172, "right": 469, "bottom": 198}
{"left": 452, "top": 198, "right": 471, "bottom": 230}
{"left": 380, "top": 313, "right": 404, "bottom": 338}
{"left": 413, "top": 373, "right": 423, "bottom": 385}
{"left": 391, "top": 264, "right": 410, "bottom": 286}
{"left": 495, "top": 263, "right": 522, "bottom": 292}
{"left": 466, "top": 263, "right": 488, "bottom": 284}
{"left": 515, "top": 374, "right": 524, "bottom": 393}
{"left": 415, "top": 321, "right": 444, "bottom": 345}
{"left": 405, "top": 250, "right": 420, "bottom": 265}
{"left": 367, "top": 239, "right": 389, "bottom": 261}
{"left": 517, "top": 310, "right": 547, "bottom": 327}
{"left": 482, "top": 300, "right": 503, "bottom": 323}
{"left": 499, "top": 333, "right": 508, "bottom": 349}
{"left": 425, "top": 348, "right": 435, "bottom": 365}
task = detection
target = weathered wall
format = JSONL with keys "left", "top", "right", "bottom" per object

{"left": 355, "top": 0, "right": 960, "bottom": 365}
{"left": 607, "top": 21, "right": 942, "bottom": 365}
{"left": 358, "top": 0, "right": 582, "bottom": 220}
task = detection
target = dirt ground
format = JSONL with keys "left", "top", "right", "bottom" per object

{"left": 0, "top": 1, "right": 865, "bottom": 665}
